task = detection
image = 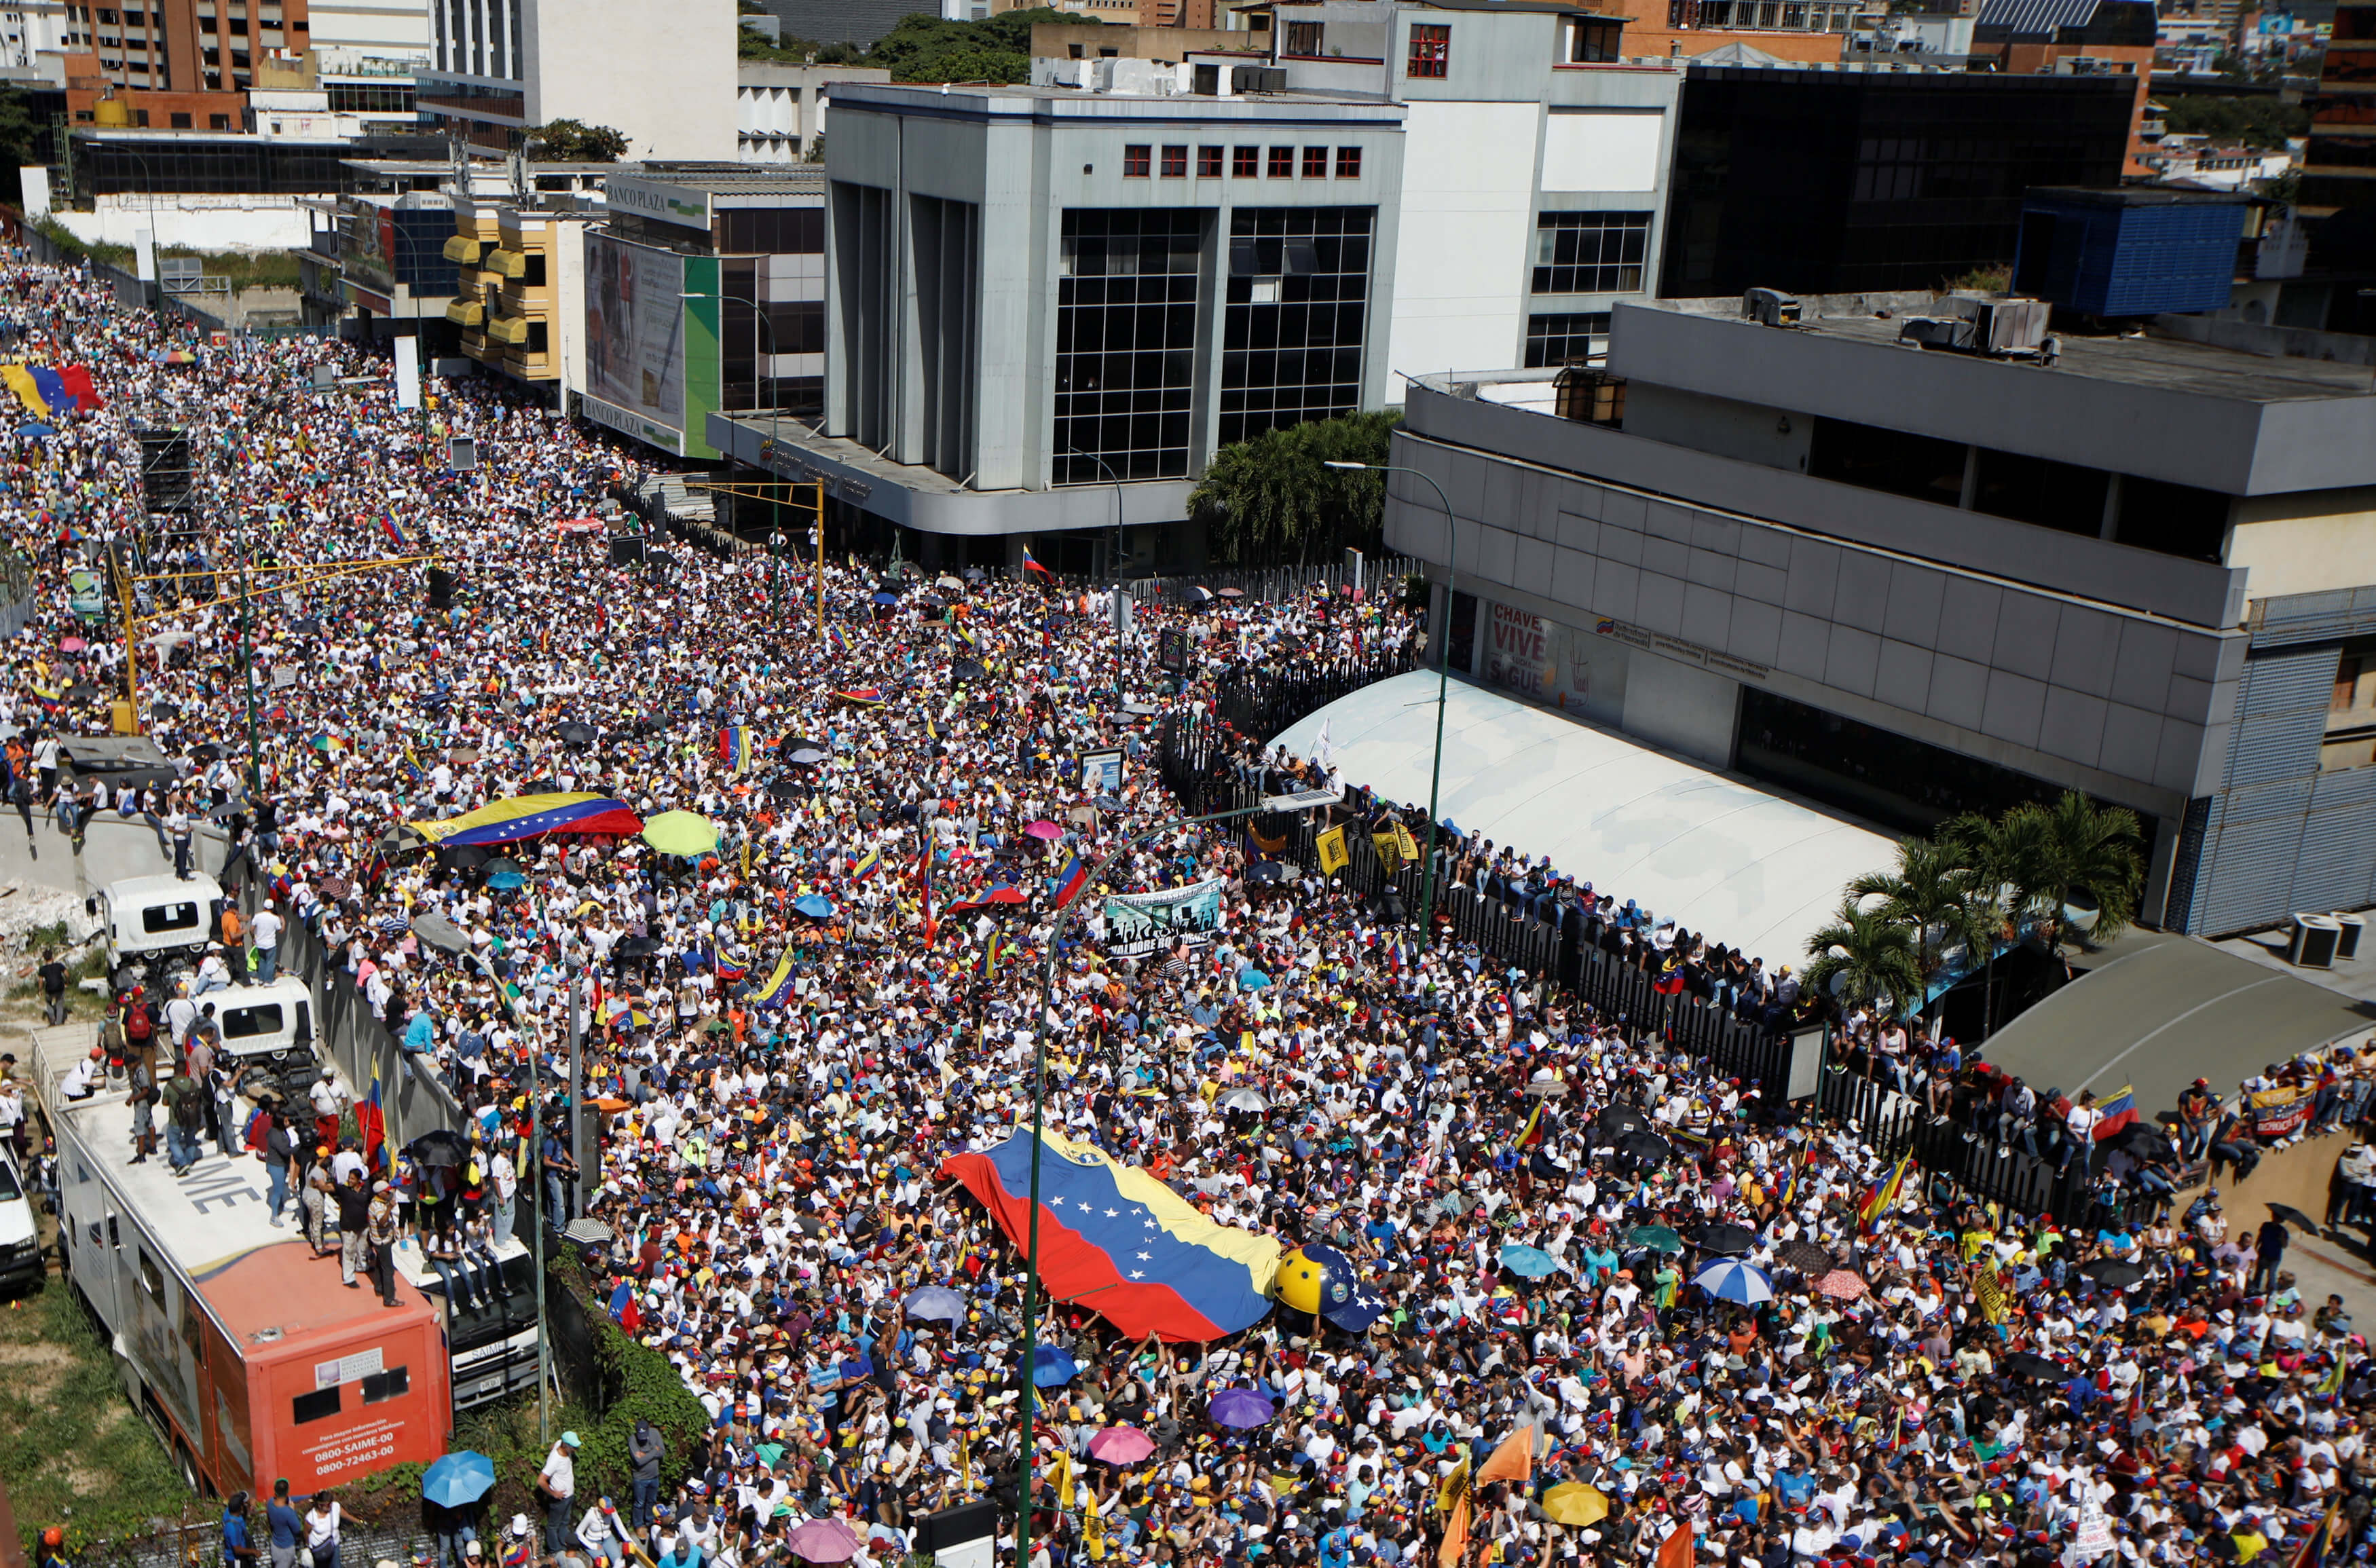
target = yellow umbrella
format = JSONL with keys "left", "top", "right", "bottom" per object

{"left": 1540, "top": 1484, "right": 1608, "bottom": 1527}
{"left": 643, "top": 810, "right": 720, "bottom": 857}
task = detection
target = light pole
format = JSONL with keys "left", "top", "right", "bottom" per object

{"left": 1011, "top": 796, "right": 1291, "bottom": 1568}
{"left": 1062, "top": 446, "right": 1126, "bottom": 699}
{"left": 1326, "top": 460, "right": 1455, "bottom": 948}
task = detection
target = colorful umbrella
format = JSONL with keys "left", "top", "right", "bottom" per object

{"left": 1025, "top": 819, "right": 1064, "bottom": 840}
{"left": 1816, "top": 1269, "right": 1868, "bottom": 1300}
{"left": 1691, "top": 1258, "right": 1775, "bottom": 1305}
{"left": 1498, "top": 1244, "right": 1559, "bottom": 1280}
{"left": 1087, "top": 1427, "right": 1156, "bottom": 1464}
{"left": 1540, "top": 1484, "right": 1609, "bottom": 1527}
{"left": 785, "top": 1518, "right": 861, "bottom": 1565}
{"left": 642, "top": 810, "right": 719, "bottom": 857}
{"left": 905, "top": 1286, "right": 965, "bottom": 1323}
{"left": 1208, "top": 1387, "right": 1276, "bottom": 1429}
{"left": 420, "top": 1451, "right": 498, "bottom": 1507}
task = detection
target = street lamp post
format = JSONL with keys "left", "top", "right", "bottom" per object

{"left": 1326, "top": 460, "right": 1455, "bottom": 948}
{"left": 1062, "top": 447, "right": 1127, "bottom": 701}
{"left": 1011, "top": 797, "right": 1283, "bottom": 1568}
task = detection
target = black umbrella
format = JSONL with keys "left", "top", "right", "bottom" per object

{"left": 1612, "top": 1130, "right": 1672, "bottom": 1169}
{"left": 1596, "top": 1105, "right": 1653, "bottom": 1142}
{"left": 766, "top": 779, "right": 804, "bottom": 799}
{"left": 2079, "top": 1258, "right": 2146, "bottom": 1288}
{"left": 2106, "top": 1121, "right": 2178, "bottom": 1162}
{"left": 192, "top": 741, "right": 225, "bottom": 762}
{"left": 484, "top": 857, "right": 522, "bottom": 879}
{"left": 437, "top": 843, "right": 491, "bottom": 872}
{"left": 521, "top": 777, "right": 561, "bottom": 794}
{"left": 2269, "top": 1203, "right": 2322, "bottom": 1233}
{"left": 952, "top": 658, "right": 987, "bottom": 684}
{"left": 2003, "top": 1351, "right": 2066, "bottom": 1381}
{"left": 779, "top": 736, "right": 825, "bottom": 756}
{"left": 557, "top": 721, "right": 599, "bottom": 749}
{"left": 406, "top": 1127, "right": 471, "bottom": 1168}
{"left": 618, "top": 935, "right": 663, "bottom": 959}
{"left": 1775, "top": 1240, "right": 1832, "bottom": 1275}
{"left": 1246, "top": 861, "right": 1287, "bottom": 885}
{"left": 1696, "top": 1222, "right": 1756, "bottom": 1257}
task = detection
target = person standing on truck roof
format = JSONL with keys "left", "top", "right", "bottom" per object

{"left": 366, "top": 1178, "right": 401, "bottom": 1306}
{"left": 250, "top": 902, "right": 283, "bottom": 986}
{"left": 335, "top": 1168, "right": 370, "bottom": 1288}
{"left": 308, "top": 1073, "right": 346, "bottom": 1165}
{"left": 164, "top": 982, "right": 198, "bottom": 1059}
{"left": 263, "top": 1481, "right": 303, "bottom": 1568}
{"left": 166, "top": 801, "right": 193, "bottom": 882}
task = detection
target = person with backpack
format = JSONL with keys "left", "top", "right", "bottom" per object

{"left": 166, "top": 1070, "right": 206, "bottom": 1174}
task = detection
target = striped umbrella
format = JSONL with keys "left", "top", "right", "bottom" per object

{"left": 1691, "top": 1258, "right": 1776, "bottom": 1305}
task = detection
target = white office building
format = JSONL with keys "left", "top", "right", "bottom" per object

{"left": 418, "top": 0, "right": 738, "bottom": 160}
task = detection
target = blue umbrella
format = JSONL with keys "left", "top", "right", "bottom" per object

{"left": 792, "top": 893, "right": 835, "bottom": 918}
{"left": 1030, "top": 1345, "right": 1079, "bottom": 1387}
{"left": 1208, "top": 1387, "right": 1276, "bottom": 1430}
{"left": 1238, "top": 967, "right": 1271, "bottom": 991}
{"left": 1499, "top": 1244, "right": 1559, "bottom": 1280}
{"left": 16, "top": 422, "right": 52, "bottom": 439}
{"left": 1691, "top": 1258, "right": 1776, "bottom": 1305}
{"left": 421, "top": 1451, "right": 498, "bottom": 1507}
{"left": 486, "top": 868, "right": 525, "bottom": 890}
{"left": 906, "top": 1285, "right": 966, "bottom": 1323}
{"left": 872, "top": 591, "right": 901, "bottom": 605}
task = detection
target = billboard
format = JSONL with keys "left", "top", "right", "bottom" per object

{"left": 585, "top": 233, "right": 688, "bottom": 436}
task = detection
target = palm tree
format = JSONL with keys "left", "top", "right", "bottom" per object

{"left": 1935, "top": 808, "right": 2049, "bottom": 1034}
{"left": 1803, "top": 898, "right": 1925, "bottom": 1020}
{"left": 1849, "top": 836, "right": 1996, "bottom": 1024}
{"left": 2021, "top": 789, "right": 2145, "bottom": 950}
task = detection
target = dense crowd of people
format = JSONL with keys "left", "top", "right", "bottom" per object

{"left": 6, "top": 250, "right": 2376, "bottom": 1568}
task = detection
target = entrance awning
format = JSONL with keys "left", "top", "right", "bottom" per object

{"left": 1272, "top": 671, "right": 1897, "bottom": 970}
{"left": 1975, "top": 933, "right": 2375, "bottom": 1115}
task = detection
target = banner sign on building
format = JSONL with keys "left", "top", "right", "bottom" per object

{"left": 1101, "top": 876, "right": 1227, "bottom": 956}
{"left": 586, "top": 234, "right": 688, "bottom": 436}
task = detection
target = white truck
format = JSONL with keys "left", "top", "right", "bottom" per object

{"left": 92, "top": 873, "right": 223, "bottom": 980}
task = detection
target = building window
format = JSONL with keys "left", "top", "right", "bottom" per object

{"left": 169, "top": 111, "right": 189, "bottom": 127}
{"left": 1267, "top": 146, "right": 1293, "bottom": 176}
{"left": 1284, "top": 18, "right": 1322, "bottom": 53}
{"left": 1160, "top": 145, "right": 1187, "bottom": 178}
{"left": 209, "top": 113, "right": 229, "bottom": 128}
{"left": 1123, "top": 144, "right": 1150, "bottom": 177}
{"left": 1221, "top": 205, "right": 1374, "bottom": 447}
{"left": 1056, "top": 208, "right": 1203, "bottom": 484}
{"left": 1232, "top": 146, "right": 1258, "bottom": 177}
{"left": 1523, "top": 311, "right": 1611, "bottom": 367}
{"left": 1531, "top": 210, "right": 1651, "bottom": 294}
{"left": 1300, "top": 146, "right": 1327, "bottom": 177}
{"left": 1335, "top": 146, "right": 1361, "bottom": 177}
{"left": 1407, "top": 22, "right": 1449, "bottom": 77}
{"left": 1198, "top": 145, "right": 1223, "bottom": 177}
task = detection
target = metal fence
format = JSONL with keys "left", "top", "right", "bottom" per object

{"left": 79, "top": 1510, "right": 431, "bottom": 1568}
{"left": 279, "top": 911, "right": 470, "bottom": 1153}
{"left": 1122, "top": 556, "right": 1418, "bottom": 606}
{"left": 1197, "top": 649, "right": 1423, "bottom": 744}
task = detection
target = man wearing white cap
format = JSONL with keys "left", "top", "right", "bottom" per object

{"left": 537, "top": 1432, "right": 581, "bottom": 1553}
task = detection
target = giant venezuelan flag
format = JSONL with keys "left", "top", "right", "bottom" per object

{"left": 411, "top": 791, "right": 643, "bottom": 846}
{"left": 940, "top": 1130, "right": 1280, "bottom": 1341}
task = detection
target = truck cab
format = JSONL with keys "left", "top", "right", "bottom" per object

{"left": 92, "top": 874, "right": 223, "bottom": 980}
{"left": 0, "top": 1144, "right": 40, "bottom": 1292}
{"left": 210, "top": 979, "right": 318, "bottom": 1074}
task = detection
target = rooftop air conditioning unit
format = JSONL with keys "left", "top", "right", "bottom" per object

{"left": 1233, "top": 64, "right": 1286, "bottom": 92}
{"left": 1971, "top": 295, "right": 2051, "bottom": 356}
{"left": 1741, "top": 286, "right": 1801, "bottom": 327}
{"left": 1896, "top": 315, "right": 1974, "bottom": 351}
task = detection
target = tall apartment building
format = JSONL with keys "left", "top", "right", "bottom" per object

{"left": 2300, "top": 0, "right": 2376, "bottom": 331}
{"left": 1382, "top": 297, "right": 2376, "bottom": 936}
{"left": 416, "top": 0, "right": 735, "bottom": 159}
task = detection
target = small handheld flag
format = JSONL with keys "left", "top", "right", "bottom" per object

{"left": 2091, "top": 1084, "right": 2138, "bottom": 1142}
{"left": 978, "top": 933, "right": 1003, "bottom": 981}
{"left": 1054, "top": 854, "right": 1090, "bottom": 910}
{"left": 1021, "top": 546, "right": 1056, "bottom": 580}
{"left": 854, "top": 846, "right": 883, "bottom": 881}
{"left": 1858, "top": 1150, "right": 1912, "bottom": 1231}
{"left": 749, "top": 952, "right": 796, "bottom": 1010}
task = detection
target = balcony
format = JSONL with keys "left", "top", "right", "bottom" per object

{"left": 482, "top": 247, "right": 525, "bottom": 278}
{"left": 442, "top": 234, "right": 481, "bottom": 264}
{"left": 444, "top": 298, "right": 483, "bottom": 326}
{"left": 483, "top": 312, "right": 529, "bottom": 344}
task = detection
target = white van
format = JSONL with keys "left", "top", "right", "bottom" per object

{"left": 0, "top": 1143, "right": 41, "bottom": 1292}
{"left": 92, "top": 873, "right": 223, "bottom": 975}
{"left": 204, "top": 977, "right": 318, "bottom": 1074}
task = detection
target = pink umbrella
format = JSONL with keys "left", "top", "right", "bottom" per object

{"left": 1087, "top": 1426, "right": 1156, "bottom": 1464}
{"left": 1817, "top": 1269, "right": 1868, "bottom": 1301}
{"left": 58, "top": 636, "right": 85, "bottom": 652}
{"left": 784, "top": 1519, "right": 861, "bottom": 1565}
{"left": 1024, "top": 819, "right": 1063, "bottom": 841}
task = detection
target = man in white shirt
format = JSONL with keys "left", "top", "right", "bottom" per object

{"left": 250, "top": 906, "right": 284, "bottom": 984}
{"left": 537, "top": 1433, "right": 580, "bottom": 1552}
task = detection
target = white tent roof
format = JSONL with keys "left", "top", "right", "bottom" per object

{"left": 1271, "top": 672, "right": 1897, "bottom": 969}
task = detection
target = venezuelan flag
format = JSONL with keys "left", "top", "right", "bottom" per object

{"left": 749, "top": 952, "right": 796, "bottom": 1010}
{"left": 1054, "top": 855, "right": 1089, "bottom": 910}
{"left": 2, "top": 364, "right": 47, "bottom": 417}
{"left": 826, "top": 624, "right": 849, "bottom": 657}
{"left": 1858, "top": 1150, "right": 1912, "bottom": 1232}
{"left": 1021, "top": 545, "right": 1056, "bottom": 579}
{"left": 27, "top": 367, "right": 67, "bottom": 413}
{"left": 411, "top": 791, "right": 644, "bottom": 846}
{"left": 832, "top": 687, "right": 885, "bottom": 707}
{"left": 2091, "top": 1085, "right": 2138, "bottom": 1142}
{"left": 383, "top": 515, "right": 415, "bottom": 550}
{"left": 978, "top": 931, "right": 1002, "bottom": 981}
{"left": 853, "top": 846, "right": 882, "bottom": 880}
{"left": 720, "top": 725, "right": 754, "bottom": 773}
{"left": 938, "top": 1129, "right": 1282, "bottom": 1341}
{"left": 57, "top": 365, "right": 101, "bottom": 411}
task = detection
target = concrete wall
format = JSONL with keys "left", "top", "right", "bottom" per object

{"left": 1387, "top": 98, "right": 1540, "bottom": 384}
{"left": 1388, "top": 381, "right": 2248, "bottom": 846}
{"left": 527, "top": 0, "right": 737, "bottom": 162}
{"left": 54, "top": 195, "right": 314, "bottom": 251}
{"left": 2231, "top": 489, "right": 2376, "bottom": 612}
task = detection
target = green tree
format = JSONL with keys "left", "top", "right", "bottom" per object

{"left": 1187, "top": 411, "right": 1398, "bottom": 566}
{"left": 2158, "top": 93, "right": 2308, "bottom": 149}
{"left": 1803, "top": 897, "right": 1925, "bottom": 1020}
{"left": 1849, "top": 835, "right": 1997, "bottom": 1022}
{"left": 526, "top": 118, "right": 630, "bottom": 162}
{"left": 2018, "top": 789, "right": 2145, "bottom": 950}
{"left": 866, "top": 7, "right": 1103, "bottom": 83}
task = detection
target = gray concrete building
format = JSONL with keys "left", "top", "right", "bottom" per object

{"left": 1385, "top": 295, "right": 2376, "bottom": 937}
